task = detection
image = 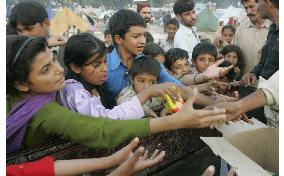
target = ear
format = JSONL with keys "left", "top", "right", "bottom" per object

{"left": 114, "top": 35, "right": 123, "bottom": 45}
{"left": 69, "top": 63, "right": 82, "bottom": 74}
{"left": 14, "top": 81, "right": 29, "bottom": 92}
{"left": 43, "top": 18, "right": 50, "bottom": 28}
{"left": 176, "top": 14, "right": 182, "bottom": 21}
{"left": 192, "top": 59, "right": 196, "bottom": 66}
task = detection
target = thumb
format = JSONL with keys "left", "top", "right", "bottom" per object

{"left": 202, "top": 165, "right": 215, "bottom": 176}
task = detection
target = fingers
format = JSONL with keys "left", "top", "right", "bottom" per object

{"left": 214, "top": 58, "right": 225, "bottom": 67}
{"left": 149, "top": 149, "right": 160, "bottom": 160}
{"left": 125, "top": 137, "right": 139, "bottom": 151}
{"left": 227, "top": 168, "right": 237, "bottom": 176}
{"left": 196, "top": 108, "right": 226, "bottom": 117}
{"left": 142, "top": 150, "right": 149, "bottom": 160}
{"left": 201, "top": 165, "right": 215, "bottom": 176}
{"left": 241, "top": 113, "right": 254, "bottom": 125}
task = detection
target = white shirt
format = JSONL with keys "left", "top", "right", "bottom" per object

{"left": 174, "top": 24, "right": 200, "bottom": 63}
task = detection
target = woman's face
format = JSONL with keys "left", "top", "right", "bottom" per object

{"left": 78, "top": 54, "right": 108, "bottom": 86}
{"left": 26, "top": 48, "right": 65, "bottom": 94}
{"left": 224, "top": 51, "right": 238, "bottom": 67}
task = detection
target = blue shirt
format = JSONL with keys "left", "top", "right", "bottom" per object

{"left": 106, "top": 48, "right": 181, "bottom": 100}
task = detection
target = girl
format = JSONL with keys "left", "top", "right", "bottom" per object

{"left": 6, "top": 35, "right": 227, "bottom": 154}
{"left": 59, "top": 32, "right": 179, "bottom": 119}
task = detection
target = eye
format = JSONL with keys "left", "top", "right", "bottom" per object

{"left": 42, "top": 66, "right": 49, "bottom": 74}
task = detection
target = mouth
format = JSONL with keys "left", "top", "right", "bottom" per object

{"left": 137, "top": 46, "right": 145, "bottom": 51}
{"left": 57, "top": 75, "right": 65, "bottom": 83}
{"left": 101, "top": 74, "right": 107, "bottom": 81}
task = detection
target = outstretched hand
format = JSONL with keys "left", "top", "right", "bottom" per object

{"left": 203, "top": 59, "right": 233, "bottom": 79}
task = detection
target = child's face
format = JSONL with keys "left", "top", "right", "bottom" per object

{"left": 224, "top": 51, "right": 238, "bottom": 67}
{"left": 155, "top": 54, "right": 165, "bottom": 64}
{"left": 132, "top": 73, "right": 158, "bottom": 93}
{"left": 166, "top": 24, "right": 178, "bottom": 38}
{"left": 105, "top": 34, "right": 113, "bottom": 45}
{"left": 22, "top": 48, "right": 65, "bottom": 94}
{"left": 117, "top": 26, "right": 146, "bottom": 56}
{"left": 76, "top": 55, "right": 108, "bottom": 86}
{"left": 222, "top": 28, "right": 234, "bottom": 44}
{"left": 192, "top": 54, "right": 216, "bottom": 73}
{"left": 170, "top": 58, "right": 190, "bottom": 75}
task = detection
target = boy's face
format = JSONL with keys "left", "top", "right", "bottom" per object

{"left": 115, "top": 26, "right": 146, "bottom": 56}
{"left": 192, "top": 54, "right": 216, "bottom": 73}
{"left": 166, "top": 24, "right": 178, "bottom": 38}
{"left": 224, "top": 51, "right": 238, "bottom": 67}
{"left": 105, "top": 34, "right": 113, "bottom": 45}
{"left": 222, "top": 28, "right": 234, "bottom": 44}
{"left": 170, "top": 58, "right": 190, "bottom": 75}
{"left": 176, "top": 10, "right": 197, "bottom": 27}
{"left": 132, "top": 73, "right": 157, "bottom": 93}
{"left": 16, "top": 19, "right": 50, "bottom": 37}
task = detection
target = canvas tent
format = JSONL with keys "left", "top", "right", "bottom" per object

{"left": 196, "top": 8, "right": 219, "bottom": 32}
{"left": 219, "top": 5, "right": 246, "bottom": 24}
{"left": 50, "top": 7, "right": 89, "bottom": 35}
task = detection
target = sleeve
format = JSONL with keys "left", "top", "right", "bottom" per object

{"left": 6, "top": 156, "right": 55, "bottom": 176}
{"left": 31, "top": 102, "right": 150, "bottom": 149}
{"left": 62, "top": 83, "right": 145, "bottom": 120}
{"left": 257, "top": 71, "right": 279, "bottom": 106}
{"left": 159, "top": 63, "right": 182, "bottom": 85}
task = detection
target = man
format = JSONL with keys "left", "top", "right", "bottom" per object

{"left": 213, "top": 71, "right": 278, "bottom": 128}
{"left": 173, "top": 0, "right": 200, "bottom": 63}
{"left": 241, "top": 0, "right": 278, "bottom": 84}
{"left": 137, "top": 2, "right": 152, "bottom": 25}
{"left": 232, "top": 0, "right": 272, "bottom": 74}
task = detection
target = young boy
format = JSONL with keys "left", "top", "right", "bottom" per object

{"left": 143, "top": 42, "right": 166, "bottom": 63}
{"left": 158, "top": 18, "right": 179, "bottom": 52}
{"left": 116, "top": 56, "right": 165, "bottom": 118}
{"left": 164, "top": 48, "right": 191, "bottom": 79}
{"left": 213, "top": 25, "right": 236, "bottom": 52}
{"left": 104, "top": 29, "right": 113, "bottom": 47}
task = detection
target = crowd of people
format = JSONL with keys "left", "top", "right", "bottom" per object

{"left": 6, "top": 0, "right": 278, "bottom": 175}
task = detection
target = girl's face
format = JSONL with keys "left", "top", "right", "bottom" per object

{"left": 77, "top": 54, "right": 108, "bottom": 86}
{"left": 192, "top": 54, "right": 216, "bottom": 73}
{"left": 170, "top": 58, "right": 190, "bottom": 75}
{"left": 222, "top": 28, "right": 234, "bottom": 44}
{"left": 224, "top": 51, "right": 238, "bottom": 67}
{"left": 166, "top": 24, "right": 178, "bottom": 38}
{"left": 25, "top": 48, "right": 65, "bottom": 94}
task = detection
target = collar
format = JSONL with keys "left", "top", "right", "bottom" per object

{"left": 244, "top": 17, "right": 272, "bottom": 29}
{"left": 179, "top": 23, "right": 196, "bottom": 34}
{"left": 109, "top": 47, "right": 123, "bottom": 71}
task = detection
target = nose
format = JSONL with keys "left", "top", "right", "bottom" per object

{"left": 55, "top": 62, "right": 64, "bottom": 74}
{"left": 101, "top": 62, "right": 107, "bottom": 72}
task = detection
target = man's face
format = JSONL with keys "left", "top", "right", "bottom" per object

{"left": 177, "top": 9, "right": 197, "bottom": 27}
{"left": 139, "top": 7, "right": 152, "bottom": 24}
{"left": 117, "top": 26, "right": 146, "bottom": 56}
{"left": 243, "top": 0, "right": 261, "bottom": 23}
{"left": 16, "top": 20, "right": 50, "bottom": 37}
{"left": 258, "top": 0, "right": 270, "bottom": 19}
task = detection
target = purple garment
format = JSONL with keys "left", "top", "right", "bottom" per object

{"left": 7, "top": 93, "right": 56, "bottom": 154}
{"left": 57, "top": 79, "right": 145, "bottom": 120}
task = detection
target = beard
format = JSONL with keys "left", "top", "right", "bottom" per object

{"left": 144, "top": 17, "right": 151, "bottom": 23}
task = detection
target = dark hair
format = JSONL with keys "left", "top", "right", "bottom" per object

{"left": 64, "top": 33, "right": 109, "bottom": 106}
{"left": 269, "top": 0, "right": 279, "bottom": 8}
{"left": 7, "top": 35, "right": 47, "bottom": 96}
{"left": 164, "top": 48, "right": 189, "bottom": 70}
{"left": 241, "top": 0, "right": 258, "bottom": 4}
{"left": 9, "top": 1, "right": 48, "bottom": 29}
{"left": 143, "top": 42, "right": 165, "bottom": 58}
{"left": 104, "top": 29, "right": 111, "bottom": 37}
{"left": 108, "top": 9, "right": 146, "bottom": 45}
{"left": 192, "top": 42, "right": 218, "bottom": 61}
{"left": 219, "top": 60, "right": 239, "bottom": 81}
{"left": 145, "top": 31, "right": 154, "bottom": 43}
{"left": 220, "top": 44, "right": 245, "bottom": 72}
{"left": 166, "top": 18, "right": 180, "bottom": 28}
{"left": 130, "top": 56, "right": 161, "bottom": 79}
{"left": 221, "top": 25, "right": 236, "bottom": 34}
{"left": 173, "top": 0, "right": 195, "bottom": 15}
{"left": 6, "top": 23, "right": 18, "bottom": 35}
{"left": 64, "top": 32, "right": 107, "bottom": 68}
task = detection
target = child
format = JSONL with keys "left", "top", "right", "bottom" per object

{"left": 164, "top": 48, "right": 191, "bottom": 80}
{"left": 143, "top": 42, "right": 166, "bottom": 63}
{"left": 220, "top": 44, "right": 245, "bottom": 81}
{"left": 104, "top": 29, "right": 113, "bottom": 47}
{"left": 6, "top": 35, "right": 227, "bottom": 154}
{"left": 213, "top": 25, "right": 236, "bottom": 52}
{"left": 7, "top": 138, "right": 165, "bottom": 176}
{"left": 158, "top": 18, "right": 179, "bottom": 52}
{"left": 60, "top": 32, "right": 177, "bottom": 120}
{"left": 116, "top": 56, "right": 166, "bottom": 118}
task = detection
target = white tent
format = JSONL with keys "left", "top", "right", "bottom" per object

{"left": 219, "top": 5, "right": 246, "bottom": 24}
